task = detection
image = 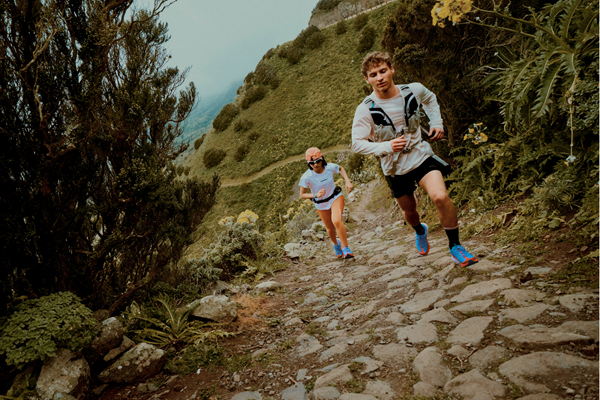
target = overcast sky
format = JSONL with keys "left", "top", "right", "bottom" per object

{"left": 157, "top": 0, "right": 318, "bottom": 97}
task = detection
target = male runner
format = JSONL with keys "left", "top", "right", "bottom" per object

{"left": 351, "top": 51, "right": 478, "bottom": 267}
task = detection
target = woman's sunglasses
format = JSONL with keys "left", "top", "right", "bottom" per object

{"left": 308, "top": 157, "right": 323, "bottom": 165}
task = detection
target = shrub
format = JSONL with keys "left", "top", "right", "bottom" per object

{"left": 0, "top": 292, "right": 98, "bottom": 367}
{"left": 194, "top": 135, "right": 205, "bottom": 150}
{"left": 263, "top": 48, "right": 275, "bottom": 60}
{"left": 234, "top": 119, "right": 253, "bottom": 133}
{"left": 203, "top": 148, "right": 226, "bottom": 168}
{"left": 354, "top": 13, "right": 369, "bottom": 30}
{"left": 244, "top": 72, "right": 255, "bottom": 86}
{"left": 357, "top": 25, "right": 377, "bottom": 52}
{"left": 287, "top": 46, "right": 303, "bottom": 65}
{"left": 306, "top": 31, "right": 326, "bottom": 50}
{"left": 176, "top": 165, "right": 185, "bottom": 175}
{"left": 278, "top": 46, "right": 289, "bottom": 59}
{"left": 165, "top": 344, "right": 227, "bottom": 375}
{"left": 212, "top": 103, "right": 239, "bottom": 132}
{"left": 271, "top": 135, "right": 280, "bottom": 144}
{"left": 240, "top": 85, "right": 268, "bottom": 109}
{"left": 347, "top": 152, "right": 366, "bottom": 174}
{"left": 335, "top": 19, "right": 347, "bottom": 35}
{"left": 293, "top": 26, "right": 320, "bottom": 49}
{"left": 254, "top": 62, "right": 279, "bottom": 88}
{"left": 234, "top": 143, "right": 250, "bottom": 162}
{"left": 192, "top": 211, "right": 262, "bottom": 279}
{"left": 248, "top": 131, "right": 261, "bottom": 141}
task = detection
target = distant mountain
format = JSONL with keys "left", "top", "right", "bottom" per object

{"left": 178, "top": 81, "right": 242, "bottom": 144}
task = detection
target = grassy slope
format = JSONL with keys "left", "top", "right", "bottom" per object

{"left": 183, "top": 3, "right": 398, "bottom": 251}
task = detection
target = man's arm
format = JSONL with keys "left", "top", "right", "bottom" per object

{"left": 351, "top": 104, "right": 395, "bottom": 156}
{"left": 412, "top": 83, "right": 445, "bottom": 141}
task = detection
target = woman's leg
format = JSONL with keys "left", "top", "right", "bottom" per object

{"left": 330, "top": 196, "right": 348, "bottom": 247}
{"left": 317, "top": 208, "right": 337, "bottom": 245}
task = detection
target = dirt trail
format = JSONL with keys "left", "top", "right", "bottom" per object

{"left": 99, "top": 180, "right": 599, "bottom": 400}
{"left": 220, "top": 144, "right": 350, "bottom": 187}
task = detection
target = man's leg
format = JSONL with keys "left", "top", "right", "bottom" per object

{"left": 395, "top": 194, "right": 429, "bottom": 255}
{"left": 419, "top": 170, "right": 478, "bottom": 267}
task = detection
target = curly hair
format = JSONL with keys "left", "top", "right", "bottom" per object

{"left": 361, "top": 51, "right": 393, "bottom": 77}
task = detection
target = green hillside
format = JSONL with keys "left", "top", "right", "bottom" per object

{"left": 184, "top": 5, "right": 394, "bottom": 181}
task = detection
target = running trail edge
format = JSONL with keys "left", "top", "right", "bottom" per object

{"left": 220, "top": 144, "right": 351, "bottom": 187}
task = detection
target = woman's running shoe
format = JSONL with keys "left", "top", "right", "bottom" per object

{"left": 342, "top": 247, "right": 354, "bottom": 259}
{"left": 334, "top": 239, "right": 343, "bottom": 258}
{"left": 450, "top": 245, "right": 479, "bottom": 268}
{"left": 415, "top": 223, "right": 429, "bottom": 255}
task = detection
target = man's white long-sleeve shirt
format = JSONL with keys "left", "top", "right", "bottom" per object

{"left": 351, "top": 83, "right": 443, "bottom": 176}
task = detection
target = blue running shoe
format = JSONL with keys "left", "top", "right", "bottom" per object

{"left": 342, "top": 246, "right": 354, "bottom": 259}
{"left": 334, "top": 239, "right": 343, "bottom": 258}
{"left": 415, "top": 223, "right": 429, "bottom": 255}
{"left": 450, "top": 245, "right": 479, "bottom": 268}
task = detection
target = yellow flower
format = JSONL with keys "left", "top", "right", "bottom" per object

{"left": 473, "top": 140, "right": 479, "bottom": 145}
{"left": 468, "top": 128, "right": 474, "bottom": 133}
{"left": 463, "top": 134, "right": 468, "bottom": 140}
{"left": 237, "top": 210, "right": 258, "bottom": 224}
{"left": 477, "top": 122, "right": 483, "bottom": 126}
{"left": 480, "top": 133, "right": 488, "bottom": 142}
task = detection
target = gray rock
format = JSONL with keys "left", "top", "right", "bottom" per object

{"left": 441, "top": 276, "right": 468, "bottom": 290}
{"left": 413, "top": 347, "right": 452, "bottom": 388}
{"left": 556, "top": 320, "right": 599, "bottom": 342}
{"left": 396, "top": 323, "right": 438, "bottom": 344}
{"left": 447, "top": 345, "right": 470, "bottom": 358}
{"left": 407, "top": 251, "right": 448, "bottom": 266}
{"left": 313, "top": 387, "right": 341, "bottom": 400}
{"left": 231, "top": 392, "right": 261, "bottom": 400}
{"left": 469, "top": 346, "right": 509, "bottom": 370}
{"left": 296, "top": 369, "right": 308, "bottom": 381}
{"left": 385, "top": 312, "right": 409, "bottom": 325}
{"left": 98, "top": 343, "right": 165, "bottom": 384}
{"left": 498, "top": 304, "right": 549, "bottom": 323}
{"left": 469, "top": 259, "right": 505, "bottom": 272}
{"left": 558, "top": 294, "right": 599, "bottom": 313}
{"left": 499, "top": 352, "right": 598, "bottom": 394}
{"left": 295, "top": 333, "right": 323, "bottom": 356}
{"left": 413, "top": 381, "right": 439, "bottom": 397}
{"left": 282, "top": 383, "right": 307, "bottom": 400}
{"left": 103, "top": 336, "right": 135, "bottom": 363}
{"left": 286, "top": 317, "right": 303, "bottom": 326}
{"left": 387, "top": 278, "right": 418, "bottom": 289}
{"left": 524, "top": 267, "right": 552, "bottom": 275}
{"left": 191, "top": 295, "right": 237, "bottom": 323}
{"left": 400, "top": 290, "right": 445, "bottom": 313}
{"left": 314, "top": 365, "right": 352, "bottom": 389}
{"left": 320, "top": 343, "right": 349, "bottom": 360}
{"left": 314, "top": 316, "right": 332, "bottom": 323}
{"left": 255, "top": 281, "right": 282, "bottom": 293}
{"left": 372, "top": 343, "right": 417, "bottom": 367}
{"left": 376, "top": 267, "right": 416, "bottom": 282}
{"left": 447, "top": 317, "right": 494, "bottom": 346}
{"left": 338, "top": 394, "right": 377, "bottom": 400}
{"left": 363, "top": 380, "right": 395, "bottom": 400}
{"left": 450, "top": 299, "right": 495, "bottom": 313}
{"left": 451, "top": 278, "right": 512, "bottom": 303}
{"left": 516, "top": 395, "right": 564, "bottom": 400}
{"left": 443, "top": 369, "right": 506, "bottom": 400}
{"left": 352, "top": 356, "right": 383, "bottom": 375}
{"left": 385, "top": 245, "right": 410, "bottom": 259}
{"left": 419, "top": 308, "right": 457, "bottom": 324}
{"left": 36, "top": 349, "right": 90, "bottom": 400}
{"left": 418, "top": 280, "right": 438, "bottom": 290}
{"left": 498, "top": 324, "right": 592, "bottom": 349}
{"left": 284, "top": 243, "right": 301, "bottom": 254}
{"left": 86, "top": 317, "right": 123, "bottom": 363}
{"left": 500, "top": 289, "right": 546, "bottom": 306}
{"left": 342, "top": 300, "right": 378, "bottom": 321}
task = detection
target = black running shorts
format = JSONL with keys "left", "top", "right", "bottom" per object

{"left": 384, "top": 157, "right": 443, "bottom": 199}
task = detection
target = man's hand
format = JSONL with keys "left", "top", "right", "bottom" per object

{"left": 315, "top": 189, "right": 326, "bottom": 198}
{"left": 390, "top": 136, "right": 407, "bottom": 152}
{"left": 428, "top": 127, "right": 444, "bottom": 141}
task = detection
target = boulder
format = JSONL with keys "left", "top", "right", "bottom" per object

{"left": 314, "top": 365, "right": 353, "bottom": 389}
{"left": 412, "top": 347, "right": 452, "bottom": 388}
{"left": 396, "top": 323, "right": 438, "bottom": 344}
{"left": 191, "top": 295, "right": 237, "bottom": 323}
{"left": 498, "top": 304, "right": 549, "bottom": 323}
{"left": 451, "top": 278, "right": 512, "bottom": 303}
{"left": 364, "top": 380, "right": 395, "bottom": 400}
{"left": 447, "top": 316, "right": 493, "bottom": 346}
{"left": 36, "top": 348, "right": 90, "bottom": 400}
{"left": 231, "top": 392, "right": 261, "bottom": 400}
{"left": 444, "top": 369, "right": 506, "bottom": 399}
{"left": 103, "top": 336, "right": 135, "bottom": 363}
{"left": 498, "top": 352, "right": 598, "bottom": 394}
{"left": 98, "top": 343, "right": 165, "bottom": 384}
{"left": 282, "top": 383, "right": 307, "bottom": 400}
{"left": 400, "top": 289, "right": 445, "bottom": 313}
{"left": 313, "top": 387, "right": 341, "bottom": 400}
{"left": 372, "top": 343, "right": 417, "bottom": 368}
{"left": 498, "top": 324, "right": 592, "bottom": 349}
{"left": 254, "top": 281, "right": 282, "bottom": 293}
{"left": 85, "top": 317, "right": 123, "bottom": 362}
{"left": 468, "top": 345, "right": 509, "bottom": 370}
{"left": 413, "top": 381, "right": 439, "bottom": 397}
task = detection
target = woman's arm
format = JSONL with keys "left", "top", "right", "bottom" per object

{"left": 338, "top": 166, "right": 354, "bottom": 193}
{"left": 299, "top": 186, "right": 325, "bottom": 200}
